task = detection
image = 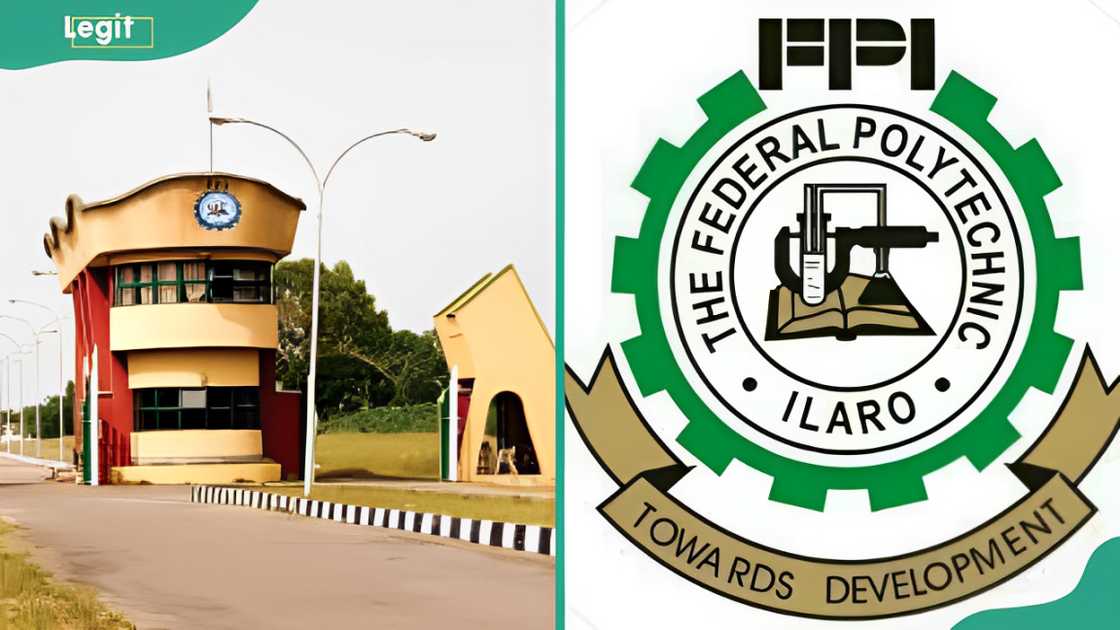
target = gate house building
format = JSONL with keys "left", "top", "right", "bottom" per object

{"left": 434, "top": 265, "right": 555, "bottom": 485}
{"left": 44, "top": 173, "right": 304, "bottom": 484}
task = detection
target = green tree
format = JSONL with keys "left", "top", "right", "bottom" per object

{"left": 17, "top": 380, "right": 74, "bottom": 438}
{"left": 389, "top": 329, "right": 447, "bottom": 404}
{"left": 274, "top": 259, "right": 449, "bottom": 417}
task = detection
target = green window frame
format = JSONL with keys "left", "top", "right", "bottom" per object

{"left": 182, "top": 261, "right": 208, "bottom": 303}
{"left": 115, "top": 261, "right": 272, "bottom": 306}
{"left": 135, "top": 386, "right": 261, "bottom": 431}
{"left": 154, "top": 262, "right": 180, "bottom": 304}
{"left": 115, "top": 264, "right": 155, "bottom": 305}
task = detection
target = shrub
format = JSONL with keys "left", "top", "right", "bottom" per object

{"left": 317, "top": 402, "right": 438, "bottom": 434}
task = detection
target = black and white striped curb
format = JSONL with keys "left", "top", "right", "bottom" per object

{"left": 191, "top": 485, "right": 555, "bottom": 556}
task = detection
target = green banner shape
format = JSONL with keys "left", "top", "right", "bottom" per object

{"left": 954, "top": 537, "right": 1120, "bottom": 629}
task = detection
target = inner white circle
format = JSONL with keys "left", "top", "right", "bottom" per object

{"left": 733, "top": 161, "right": 962, "bottom": 388}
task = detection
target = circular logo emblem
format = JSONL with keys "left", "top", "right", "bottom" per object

{"left": 610, "top": 72, "right": 1081, "bottom": 511}
{"left": 194, "top": 190, "right": 242, "bottom": 231}
{"left": 670, "top": 105, "right": 1023, "bottom": 461}
{"left": 571, "top": 63, "right": 1108, "bottom": 623}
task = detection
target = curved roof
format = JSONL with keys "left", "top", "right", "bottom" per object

{"left": 43, "top": 171, "right": 305, "bottom": 258}
{"left": 43, "top": 172, "right": 307, "bottom": 290}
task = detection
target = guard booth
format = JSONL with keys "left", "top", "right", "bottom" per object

{"left": 434, "top": 265, "right": 554, "bottom": 485}
{"left": 44, "top": 173, "right": 306, "bottom": 484}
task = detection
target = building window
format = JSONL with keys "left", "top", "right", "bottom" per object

{"left": 183, "top": 262, "right": 207, "bottom": 303}
{"left": 138, "top": 265, "right": 154, "bottom": 304}
{"left": 117, "top": 266, "right": 138, "bottom": 306}
{"left": 134, "top": 386, "right": 260, "bottom": 431}
{"left": 157, "top": 262, "right": 178, "bottom": 304}
{"left": 115, "top": 261, "right": 272, "bottom": 306}
{"left": 209, "top": 262, "right": 269, "bottom": 303}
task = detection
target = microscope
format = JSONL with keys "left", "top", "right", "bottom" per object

{"left": 773, "top": 184, "right": 939, "bottom": 307}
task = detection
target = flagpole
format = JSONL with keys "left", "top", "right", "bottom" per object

{"left": 207, "top": 80, "right": 214, "bottom": 172}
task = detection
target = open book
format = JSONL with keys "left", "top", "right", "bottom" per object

{"left": 764, "top": 273, "right": 934, "bottom": 341}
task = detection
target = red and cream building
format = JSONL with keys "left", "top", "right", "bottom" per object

{"left": 44, "top": 173, "right": 305, "bottom": 484}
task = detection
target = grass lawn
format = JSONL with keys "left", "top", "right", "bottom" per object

{"left": 314, "top": 432, "right": 439, "bottom": 480}
{"left": 0, "top": 521, "right": 131, "bottom": 629}
{"left": 2, "top": 436, "right": 74, "bottom": 462}
{"left": 258, "top": 431, "right": 555, "bottom": 526}
{"left": 267, "top": 484, "right": 554, "bottom": 527}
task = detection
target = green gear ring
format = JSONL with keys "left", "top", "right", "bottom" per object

{"left": 611, "top": 70, "right": 1082, "bottom": 511}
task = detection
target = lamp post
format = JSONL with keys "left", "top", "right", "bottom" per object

{"left": 1, "top": 316, "right": 38, "bottom": 456}
{"left": 33, "top": 328, "right": 60, "bottom": 461}
{"left": 1, "top": 355, "right": 6, "bottom": 452}
{"left": 210, "top": 115, "right": 436, "bottom": 497}
{"left": 6, "top": 347, "right": 31, "bottom": 456}
{"left": 1, "top": 356, "right": 10, "bottom": 454}
{"left": 13, "top": 355, "right": 20, "bottom": 455}
{"left": 0, "top": 332, "right": 19, "bottom": 454}
{"left": 0, "top": 315, "right": 50, "bottom": 458}
{"left": 10, "top": 299, "right": 67, "bottom": 463}
{"left": 15, "top": 351, "right": 28, "bottom": 456}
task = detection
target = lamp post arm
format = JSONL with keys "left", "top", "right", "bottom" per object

{"left": 322, "top": 129, "right": 419, "bottom": 189}
{"left": 0, "top": 315, "right": 34, "bottom": 337}
{"left": 9, "top": 299, "right": 61, "bottom": 322}
{"left": 213, "top": 118, "right": 323, "bottom": 194}
{"left": 0, "top": 332, "right": 21, "bottom": 353}
{"left": 33, "top": 316, "right": 68, "bottom": 335}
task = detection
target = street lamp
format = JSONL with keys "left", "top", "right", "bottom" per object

{"left": 0, "top": 354, "right": 6, "bottom": 452}
{"left": 210, "top": 115, "right": 436, "bottom": 497}
{"left": 10, "top": 299, "right": 67, "bottom": 463}
{"left": 0, "top": 321, "right": 29, "bottom": 455}
{"left": 0, "top": 332, "right": 19, "bottom": 454}
{"left": 14, "top": 349, "right": 30, "bottom": 456}
{"left": 0, "top": 315, "right": 48, "bottom": 458}
{"left": 0, "top": 340, "right": 32, "bottom": 457}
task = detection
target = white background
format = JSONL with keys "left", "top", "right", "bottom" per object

{"left": 565, "top": 1, "right": 1120, "bottom": 627}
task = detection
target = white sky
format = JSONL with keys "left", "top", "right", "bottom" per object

{"left": 0, "top": 1, "right": 555, "bottom": 409}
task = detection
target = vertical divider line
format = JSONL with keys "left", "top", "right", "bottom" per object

{"left": 554, "top": 1, "right": 566, "bottom": 628}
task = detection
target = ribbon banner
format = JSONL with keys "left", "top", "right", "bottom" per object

{"left": 566, "top": 348, "right": 1120, "bottom": 619}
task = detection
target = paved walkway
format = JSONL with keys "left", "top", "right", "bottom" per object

{"left": 0, "top": 455, "right": 49, "bottom": 485}
{"left": 0, "top": 458, "right": 554, "bottom": 629}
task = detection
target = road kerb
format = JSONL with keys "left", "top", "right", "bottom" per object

{"left": 191, "top": 485, "right": 556, "bottom": 556}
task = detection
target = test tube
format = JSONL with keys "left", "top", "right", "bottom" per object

{"left": 800, "top": 185, "right": 827, "bottom": 306}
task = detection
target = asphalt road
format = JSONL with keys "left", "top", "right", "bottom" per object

{"left": 0, "top": 457, "right": 554, "bottom": 629}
